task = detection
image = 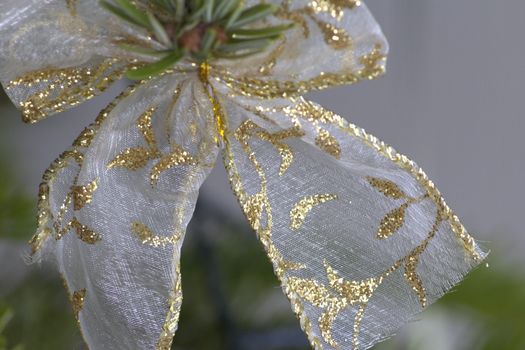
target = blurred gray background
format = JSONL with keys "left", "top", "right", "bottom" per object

{"left": 1, "top": 1, "right": 525, "bottom": 349}
{"left": 3, "top": 0, "right": 523, "bottom": 259}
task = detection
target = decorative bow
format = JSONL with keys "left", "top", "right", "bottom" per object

{"left": 0, "top": 1, "right": 486, "bottom": 349}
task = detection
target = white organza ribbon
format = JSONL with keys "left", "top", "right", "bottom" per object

{"left": 0, "top": 1, "right": 486, "bottom": 349}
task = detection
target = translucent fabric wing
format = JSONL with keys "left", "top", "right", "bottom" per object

{"left": 219, "top": 95, "right": 486, "bottom": 349}
{"left": 33, "top": 74, "right": 219, "bottom": 349}
{"left": 214, "top": 1, "right": 388, "bottom": 97}
{"left": 0, "top": 0, "right": 148, "bottom": 123}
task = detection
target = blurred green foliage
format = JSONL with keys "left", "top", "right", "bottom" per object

{"left": 0, "top": 90, "right": 35, "bottom": 241}
{"left": 0, "top": 168, "right": 35, "bottom": 241}
{"left": 440, "top": 264, "right": 525, "bottom": 350}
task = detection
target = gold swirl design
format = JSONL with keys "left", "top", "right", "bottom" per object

{"left": 289, "top": 194, "right": 338, "bottom": 230}
{"left": 150, "top": 145, "right": 198, "bottom": 185}
{"left": 106, "top": 104, "right": 200, "bottom": 186}
{"left": 131, "top": 222, "right": 181, "bottom": 248}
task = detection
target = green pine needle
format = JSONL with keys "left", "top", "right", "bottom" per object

{"left": 99, "top": 0, "right": 293, "bottom": 79}
{"left": 126, "top": 50, "right": 184, "bottom": 80}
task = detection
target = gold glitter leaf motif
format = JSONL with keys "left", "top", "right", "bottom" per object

{"left": 404, "top": 255, "right": 427, "bottom": 308}
{"left": 72, "top": 179, "right": 98, "bottom": 210}
{"left": 138, "top": 107, "right": 159, "bottom": 152}
{"left": 108, "top": 147, "right": 156, "bottom": 170}
{"left": 325, "top": 263, "right": 379, "bottom": 305}
{"left": 287, "top": 277, "right": 335, "bottom": 308}
{"left": 287, "top": 261, "right": 397, "bottom": 349}
{"left": 107, "top": 107, "right": 161, "bottom": 170}
{"left": 71, "top": 288, "right": 86, "bottom": 320}
{"left": 71, "top": 218, "right": 101, "bottom": 244}
{"left": 315, "top": 128, "right": 341, "bottom": 158}
{"left": 359, "top": 44, "right": 387, "bottom": 80}
{"left": 368, "top": 176, "right": 430, "bottom": 239}
{"left": 309, "top": 16, "right": 352, "bottom": 50}
{"left": 366, "top": 176, "right": 407, "bottom": 199}
{"left": 30, "top": 87, "right": 137, "bottom": 255}
{"left": 235, "top": 120, "right": 305, "bottom": 176}
{"left": 107, "top": 104, "right": 201, "bottom": 185}
{"left": 290, "top": 194, "right": 338, "bottom": 230}
{"left": 150, "top": 145, "right": 198, "bottom": 185}
{"left": 131, "top": 222, "right": 181, "bottom": 248}
{"left": 377, "top": 203, "right": 408, "bottom": 239}
{"left": 400, "top": 213, "right": 445, "bottom": 309}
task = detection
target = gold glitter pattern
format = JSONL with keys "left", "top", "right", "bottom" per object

{"left": 71, "top": 218, "right": 102, "bottom": 244}
{"left": 30, "top": 86, "right": 137, "bottom": 255}
{"left": 377, "top": 203, "right": 409, "bottom": 239}
{"left": 156, "top": 263, "right": 183, "bottom": 350}
{"left": 72, "top": 288, "right": 86, "bottom": 320}
{"left": 108, "top": 107, "right": 160, "bottom": 170}
{"left": 107, "top": 104, "right": 199, "bottom": 185}
{"left": 73, "top": 127, "right": 97, "bottom": 148}
{"left": 131, "top": 221, "right": 181, "bottom": 248}
{"left": 213, "top": 44, "right": 385, "bottom": 99}
{"left": 223, "top": 121, "right": 320, "bottom": 345}
{"left": 284, "top": 100, "right": 482, "bottom": 261}
{"left": 258, "top": 39, "right": 287, "bottom": 76}
{"left": 289, "top": 194, "right": 338, "bottom": 230}
{"left": 201, "top": 63, "right": 227, "bottom": 144}
{"left": 308, "top": 0, "right": 361, "bottom": 20}
{"left": 366, "top": 176, "right": 429, "bottom": 239}
{"left": 235, "top": 120, "right": 305, "bottom": 176}
{"left": 315, "top": 128, "right": 341, "bottom": 158}
{"left": 277, "top": 3, "right": 352, "bottom": 50}
{"left": 150, "top": 145, "right": 198, "bottom": 185}
{"left": 221, "top": 96, "right": 482, "bottom": 348}
{"left": 287, "top": 261, "right": 400, "bottom": 349}
{"left": 108, "top": 147, "right": 155, "bottom": 170}
{"left": 138, "top": 107, "right": 160, "bottom": 152}
{"left": 308, "top": 14, "right": 352, "bottom": 50}
{"left": 366, "top": 177, "right": 407, "bottom": 199}
{"left": 7, "top": 59, "right": 129, "bottom": 123}
{"left": 72, "top": 179, "right": 98, "bottom": 210}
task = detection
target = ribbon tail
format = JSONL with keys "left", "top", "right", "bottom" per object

{"left": 33, "top": 75, "right": 219, "bottom": 349}
{"left": 220, "top": 95, "right": 487, "bottom": 350}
